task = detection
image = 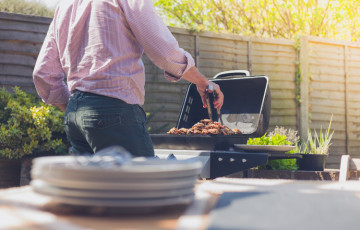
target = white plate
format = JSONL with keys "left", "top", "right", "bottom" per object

{"left": 31, "top": 166, "right": 199, "bottom": 183}
{"left": 31, "top": 175, "right": 197, "bottom": 190}
{"left": 31, "top": 180, "right": 194, "bottom": 199}
{"left": 32, "top": 156, "right": 202, "bottom": 179}
{"left": 40, "top": 193, "right": 195, "bottom": 207}
{"left": 233, "top": 144, "right": 296, "bottom": 152}
{"left": 31, "top": 165, "right": 200, "bottom": 182}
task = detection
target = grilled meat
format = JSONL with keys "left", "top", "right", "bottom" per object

{"left": 167, "top": 119, "right": 242, "bottom": 135}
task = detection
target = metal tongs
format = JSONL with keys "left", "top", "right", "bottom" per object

{"left": 205, "top": 84, "right": 223, "bottom": 125}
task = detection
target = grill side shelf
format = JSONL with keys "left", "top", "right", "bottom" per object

{"left": 210, "top": 152, "right": 268, "bottom": 179}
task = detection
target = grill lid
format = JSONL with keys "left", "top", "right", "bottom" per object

{"left": 176, "top": 72, "right": 271, "bottom": 137}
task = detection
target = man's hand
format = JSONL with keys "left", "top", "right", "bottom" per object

{"left": 196, "top": 81, "right": 223, "bottom": 110}
{"left": 182, "top": 66, "right": 224, "bottom": 110}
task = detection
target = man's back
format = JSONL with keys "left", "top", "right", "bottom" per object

{"left": 34, "top": 0, "right": 194, "bottom": 105}
{"left": 54, "top": 0, "right": 144, "bottom": 104}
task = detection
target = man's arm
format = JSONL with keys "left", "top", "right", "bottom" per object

{"left": 121, "top": 0, "right": 195, "bottom": 81}
{"left": 33, "top": 20, "right": 70, "bottom": 108}
{"left": 121, "top": 0, "right": 224, "bottom": 109}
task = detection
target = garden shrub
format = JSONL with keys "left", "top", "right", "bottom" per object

{"left": 0, "top": 87, "right": 69, "bottom": 159}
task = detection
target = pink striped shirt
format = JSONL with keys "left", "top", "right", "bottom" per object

{"left": 33, "top": 0, "right": 195, "bottom": 105}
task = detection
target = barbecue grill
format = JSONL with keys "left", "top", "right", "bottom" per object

{"left": 151, "top": 70, "right": 290, "bottom": 179}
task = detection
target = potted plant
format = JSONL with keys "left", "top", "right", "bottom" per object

{"left": 0, "top": 87, "right": 69, "bottom": 187}
{"left": 247, "top": 127, "right": 300, "bottom": 171}
{"left": 298, "top": 117, "right": 334, "bottom": 171}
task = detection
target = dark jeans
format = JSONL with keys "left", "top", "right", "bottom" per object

{"left": 64, "top": 91, "right": 154, "bottom": 157}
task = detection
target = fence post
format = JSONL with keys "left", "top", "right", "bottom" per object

{"left": 344, "top": 45, "right": 350, "bottom": 155}
{"left": 194, "top": 35, "right": 200, "bottom": 68}
{"left": 247, "top": 40, "right": 252, "bottom": 75}
{"left": 299, "top": 36, "right": 309, "bottom": 141}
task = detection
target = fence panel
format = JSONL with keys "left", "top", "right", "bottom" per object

{"left": 251, "top": 40, "right": 298, "bottom": 131}
{"left": 307, "top": 40, "right": 346, "bottom": 168}
{"left": 0, "top": 12, "right": 51, "bottom": 93}
{"left": 197, "top": 35, "right": 249, "bottom": 77}
{"left": 347, "top": 46, "right": 360, "bottom": 157}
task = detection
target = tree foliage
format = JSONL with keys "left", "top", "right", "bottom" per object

{"left": 155, "top": 0, "right": 360, "bottom": 41}
{"left": 0, "top": 0, "right": 54, "bottom": 17}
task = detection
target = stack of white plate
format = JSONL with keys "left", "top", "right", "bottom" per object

{"left": 31, "top": 156, "right": 202, "bottom": 207}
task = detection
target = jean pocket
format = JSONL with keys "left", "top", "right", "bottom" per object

{"left": 136, "top": 106, "right": 147, "bottom": 123}
{"left": 82, "top": 113, "right": 122, "bottom": 129}
{"left": 82, "top": 108, "right": 143, "bottom": 128}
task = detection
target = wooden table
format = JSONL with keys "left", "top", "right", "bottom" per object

{"left": 0, "top": 182, "right": 218, "bottom": 230}
{"left": 1, "top": 178, "right": 360, "bottom": 230}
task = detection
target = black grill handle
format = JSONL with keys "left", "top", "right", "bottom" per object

{"left": 213, "top": 70, "right": 250, "bottom": 79}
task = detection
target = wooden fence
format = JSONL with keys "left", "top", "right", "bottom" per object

{"left": 1, "top": 12, "right": 359, "bottom": 168}
{"left": 300, "top": 36, "right": 360, "bottom": 167}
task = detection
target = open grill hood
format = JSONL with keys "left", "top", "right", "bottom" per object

{"left": 177, "top": 75, "right": 271, "bottom": 136}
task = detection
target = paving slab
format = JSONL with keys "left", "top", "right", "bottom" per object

{"left": 201, "top": 178, "right": 360, "bottom": 230}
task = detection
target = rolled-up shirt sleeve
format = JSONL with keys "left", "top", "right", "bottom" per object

{"left": 122, "top": 0, "right": 195, "bottom": 82}
{"left": 33, "top": 20, "right": 70, "bottom": 105}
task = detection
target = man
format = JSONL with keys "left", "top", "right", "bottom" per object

{"left": 33, "top": 0, "right": 224, "bottom": 157}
